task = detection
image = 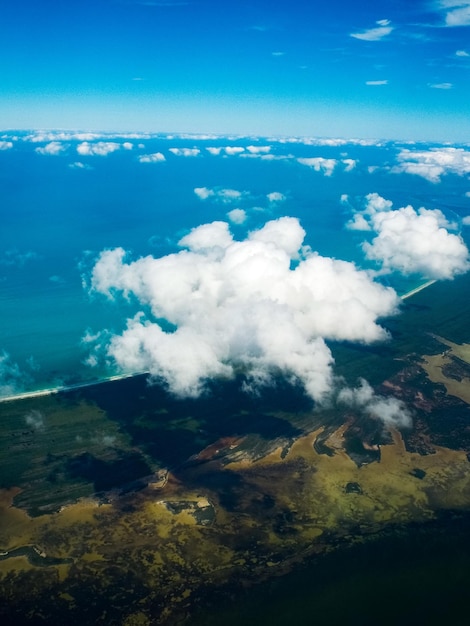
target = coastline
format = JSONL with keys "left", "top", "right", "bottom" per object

{"left": 0, "top": 371, "right": 148, "bottom": 404}
{"left": 400, "top": 279, "right": 437, "bottom": 300}
{"left": 0, "top": 279, "right": 438, "bottom": 404}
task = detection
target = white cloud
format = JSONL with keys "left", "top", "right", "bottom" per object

{"left": 246, "top": 145, "right": 271, "bottom": 154}
{"left": 351, "top": 19, "right": 394, "bottom": 41}
{"left": 169, "top": 147, "right": 201, "bottom": 157}
{"left": 69, "top": 161, "right": 93, "bottom": 170}
{"left": 428, "top": 82, "right": 453, "bottom": 89}
{"left": 25, "top": 131, "right": 101, "bottom": 143}
{"left": 89, "top": 217, "right": 400, "bottom": 401}
{"left": 342, "top": 158, "right": 357, "bottom": 172}
{"left": 0, "top": 141, "right": 13, "bottom": 150}
{"left": 348, "top": 193, "right": 470, "bottom": 280}
{"left": 194, "top": 186, "right": 215, "bottom": 200}
{"left": 223, "top": 146, "right": 245, "bottom": 156}
{"left": 35, "top": 141, "right": 67, "bottom": 155}
{"left": 138, "top": 152, "right": 166, "bottom": 163}
{"left": 0, "top": 352, "right": 25, "bottom": 397}
{"left": 25, "top": 409, "right": 45, "bottom": 431}
{"left": 392, "top": 147, "right": 470, "bottom": 182}
{"left": 463, "top": 215, "right": 470, "bottom": 225}
{"left": 227, "top": 209, "right": 247, "bottom": 224}
{"left": 456, "top": 49, "right": 470, "bottom": 56}
{"left": 297, "top": 157, "right": 338, "bottom": 176}
{"left": 267, "top": 191, "right": 286, "bottom": 203}
{"left": 77, "top": 141, "right": 121, "bottom": 156}
{"left": 0, "top": 248, "right": 40, "bottom": 267}
{"left": 338, "top": 379, "right": 412, "bottom": 429}
{"left": 437, "top": 1, "right": 470, "bottom": 26}
{"left": 366, "top": 80, "right": 388, "bottom": 85}
{"left": 346, "top": 213, "right": 372, "bottom": 231}
{"left": 194, "top": 187, "right": 246, "bottom": 203}
{"left": 206, "top": 147, "right": 223, "bottom": 155}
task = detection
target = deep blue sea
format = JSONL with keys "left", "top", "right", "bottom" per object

{"left": 1, "top": 132, "right": 469, "bottom": 397}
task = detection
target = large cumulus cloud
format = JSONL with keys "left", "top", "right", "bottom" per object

{"left": 345, "top": 193, "right": 470, "bottom": 280}
{"left": 89, "top": 217, "right": 399, "bottom": 401}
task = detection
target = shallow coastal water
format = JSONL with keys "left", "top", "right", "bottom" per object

{"left": 2, "top": 134, "right": 469, "bottom": 397}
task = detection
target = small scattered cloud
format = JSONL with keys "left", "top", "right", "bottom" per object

{"left": 138, "top": 152, "right": 166, "bottom": 163}
{"left": 25, "top": 409, "right": 45, "bottom": 431}
{"left": 0, "top": 248, "right": 40, "bottom": 268}
{"left": 267, "top": 191, "right": 286, "bottom": 203}
{"left": 297, "top": 157, "right": 338, "bottom": 176}
{"left": 0, "top": 141, "right": 13, "bottom": 150}
{"left": 338, "top": 379, "right": 412, "bottom": 429}
{"left": 392, "top": 147, "right": 470, "bottom": 182}
{"left": 342, "top": 159, "right": 357, "bottom": 172}
{"left": 77, "top": 141, "right": 121, "bottom": 156}
{"left": 272, "top": 51, "right": 285, "bottom": 56}
{"left": 169, "top": 147, "right": 201, "bottom": 157}
{"left": 0, "top": 352, "right": 26, "bottom": 397}
{"left": 462, "top": 215, "right": 470, "bottom": 225}
{"left": 224, "top": 146, "right": 245, "bottom": 156}
{"left": 194, "top": 187, "right": 246, "bottom": 203}
{"left": 366, "top": 80, "right": 388, "bottom": 85}
{"left": 194, "top": 186, "right": 215, "bottom": 200}
{"left": 35, "top": 141, "right": 68, "bottom": 156}
{"left": 436, "top": 1, "right": 470, "bottom": 27}
{"left": 456, "top": 49, "right": 470, "bottom": 56}
{"left": 428, "top": 82, "right": 453, "bottom": 89}
{"left": 246, "top": 145, "right": 271, "bottom": 154}
{"left": 351, "top": 19, "right": 394, "bottom": 41}
{"left": 69, "top": 161, "right": 93, "bottom": 170}
{"left": 227, "top": 209, "right": 247, "bottom": 224}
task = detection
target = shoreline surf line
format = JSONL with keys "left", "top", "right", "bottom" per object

{"left": 0, "top": 371, "right": 149, "bottom": 404}
{"left": 0, "top": 280, "right": 438, "bottom": 404}
{"left": 401, "top": 279, "right": 437, "bottom": 300}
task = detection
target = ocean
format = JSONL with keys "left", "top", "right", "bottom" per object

{"left": 1, "top": 132, "right": 469, "bottom": 397}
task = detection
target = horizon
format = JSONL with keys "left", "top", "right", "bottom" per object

{"left": 2, "top": 1, "right": 470, "bottom": 142}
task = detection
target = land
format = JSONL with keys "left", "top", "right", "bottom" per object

{"left": 1, "top": 275, "right": 470, "bottom": 625}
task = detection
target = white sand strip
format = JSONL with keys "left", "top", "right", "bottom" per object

{"left": 0, "top": 372, "right": 148, "bottom": 404}
{"left": 401, "top": 279, "right": 437, "bottom": 300}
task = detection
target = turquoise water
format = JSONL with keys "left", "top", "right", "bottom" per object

{"left": 1, "top": 134, "right": 469, "bottom": 395}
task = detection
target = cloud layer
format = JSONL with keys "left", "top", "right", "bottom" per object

{"left": 89, "top": 217, "right": 400, "bottom": 401}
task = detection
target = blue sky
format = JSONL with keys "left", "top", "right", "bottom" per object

{"left": 2, "top": 0, "right": 470, "bottom": 140}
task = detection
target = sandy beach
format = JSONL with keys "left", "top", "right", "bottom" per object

{"left": 401, "top": 279, "right": 437, "bottom": 300}
{"left": 0, "top": 372, "right": 147, "bottom": 404}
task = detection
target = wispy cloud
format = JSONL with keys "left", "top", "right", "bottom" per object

{"left": 435, "top": 0, "right": 470, "bottom": 27}
{"left": 351, "top": 19, "right": 394, "bottom": 41}
{"left": 456, "top": 49, "right": 470, "bottom": 56}
{"left": 428, "top": 81, "right": 453, "bottom": 88}
{"left": 366, "top": 79, "right": 388, "bottom": 85}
